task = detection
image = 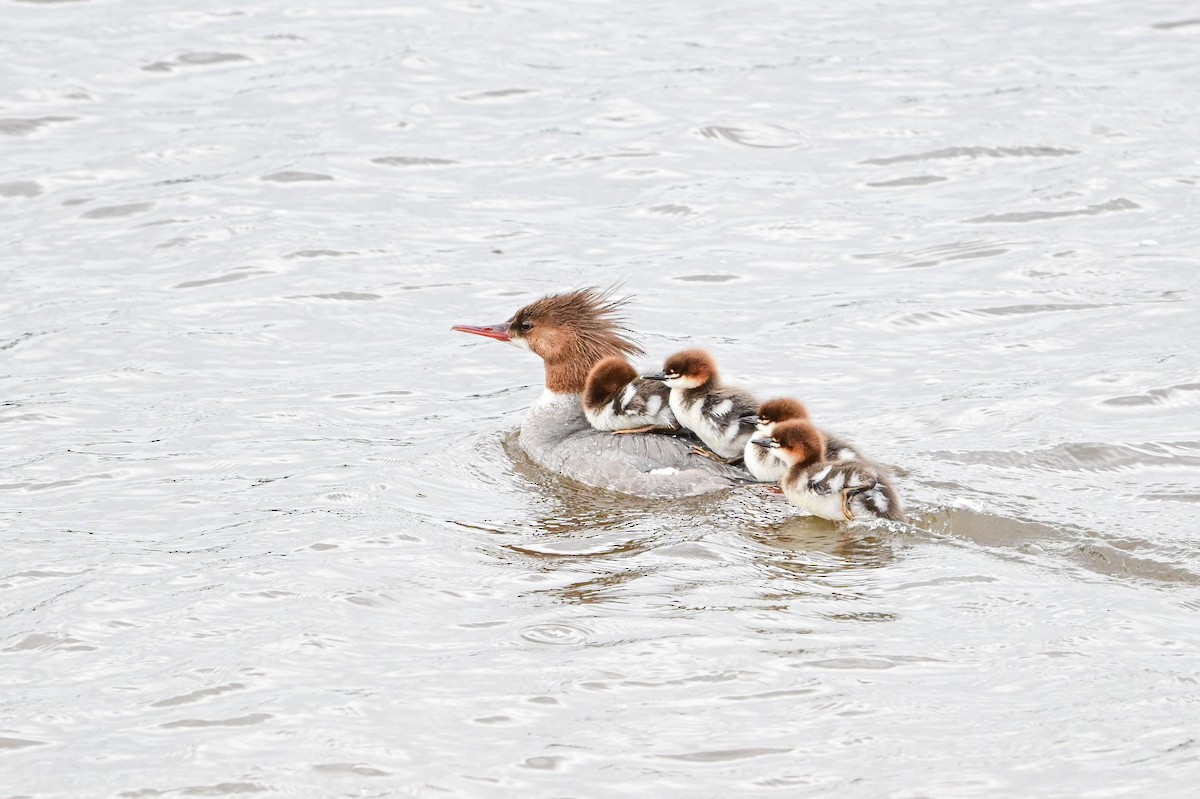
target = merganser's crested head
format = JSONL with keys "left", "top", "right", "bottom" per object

{"left": 583, "top": 356, "right": 638, "bottom": 410}
{"left": 452, "top": 287, "right": 643, "bottom": 393}
{"left": 647, "top": 349, "right": 717, "bottom": 390}
{"left": 751, "top": 419, "right": 825, "bottom": 468}
{"left": 754, "top": 397, "right": 810, "bottom": 432}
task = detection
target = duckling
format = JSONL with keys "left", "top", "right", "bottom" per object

{"left": 753, "top": 419, "right": 903, "bottom": 522}
{"left": 646, "top": 349, "right": 758, "bottom": 461}
{"left": 744, "top": 397, "right": 865, "bottom": 482}
{"left": 583, "top": 356, "right": 679, "bottom": 434}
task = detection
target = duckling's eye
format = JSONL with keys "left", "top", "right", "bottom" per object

{"left": 518, "top": 321, "right": 533, "bottom": 332}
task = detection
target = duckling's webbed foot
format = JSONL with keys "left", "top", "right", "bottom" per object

{"left": 612, "top": 424, "right": 684, "bottom": 436}
{"left": 688, "top": 445, "right": 744, "bottom": 465}
{"left": 839, "top": 491, "right": 854, "bottom": 523}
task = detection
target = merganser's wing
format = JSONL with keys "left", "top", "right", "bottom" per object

{"left": 520, "top": 394, "right": 747, "bottom": 498}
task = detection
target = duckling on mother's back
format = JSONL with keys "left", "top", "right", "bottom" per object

{"left": 646, "top": 349, "right": 758, "bottom": 461}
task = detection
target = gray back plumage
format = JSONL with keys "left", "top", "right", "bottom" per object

{"left": 521, "top": 394, "right": 748, "bottom": 498}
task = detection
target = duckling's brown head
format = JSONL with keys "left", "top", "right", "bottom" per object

{"left": 756, "top": 398, "right": 810, "bottom": 431}
{"left": 453, "top": 287, "right": 642, "bottom": 393}
{"left": 583, "top": 356, "right": 638, "bottom": 409}
{"left": 755, "top": 419, "right": 825, "bottom": 468}
{"left": 652, "top": 349, "right": 718, "bottom": 390}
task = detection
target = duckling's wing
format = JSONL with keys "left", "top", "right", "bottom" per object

{"left": 855, "top": 464, "right": 904, "bottom": 521}
{"left": 843, "top": 465, "right": 879, "bottom": 495}
{"left": 614, "top": 380, "right": 676, "bottom": 428}
{"left": 832, "top": 460, "right": 905, "bottom": 522}
{"left": 821, "top": 430, "right": 865, "bottom": 462}
{"left": 623, "top": 379, "right": 665, "bottom": 414}
{"left": 806, "top": 463, "right": 837, "bottom": 494}
{"left": 703, "top": 388, "right": 758, "bottom": 420}
{"left": 735, "top": 412, "right": 760, "bottom": 433}
{"left": 701, "top": 390, "right": 759, "bottom": 447}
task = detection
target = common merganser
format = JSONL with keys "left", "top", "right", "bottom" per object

{"left": 452, "top": 288, "right": 749, "bottom": 498}
{"left": 645, "top": 349, "right": 758, "bottom": 461}
{"left": 583, "top": 356, "right": 679, "bottom": 434}
{"left": 753, "top": 419, "right": 903, "bottom": 523}
{"left": 744, "top": 397, "right": 864, "bottom": 482}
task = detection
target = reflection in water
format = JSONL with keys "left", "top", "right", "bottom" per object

{"left": 751, "top": 516, "right": 893, "bottom": 562}
{"left": 916, "top": 507, "right": 1200, "bottom": 586}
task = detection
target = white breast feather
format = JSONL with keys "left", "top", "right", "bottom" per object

{"left": 744, "top": 441, "right": 787, "bottom": 482}
{"left": 584, "top": 401, "right": 622, "bottom": 431}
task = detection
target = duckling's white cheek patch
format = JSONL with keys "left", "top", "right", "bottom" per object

{"left": 509, "top": 337, "right": 531, "bottom": 351}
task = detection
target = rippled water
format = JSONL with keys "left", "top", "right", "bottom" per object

{"left": 4, "top": 0, "right": 1200, "bottom": 796}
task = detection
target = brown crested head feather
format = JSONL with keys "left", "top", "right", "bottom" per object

{"left": 772, "top": 419, "right": 826, "bottom": 468}
{"left": 509, "top": 286, "right": 643, "bottom": 393}
{"left": 583, "top": 356, "right": 638, "bottom": 409}
{"left": 759, "top": 397, "right": 809, "bottom": 425}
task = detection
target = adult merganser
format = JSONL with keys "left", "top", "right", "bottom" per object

{"left": 744, "top": 397, "right": 863, "bottom": 482}
{"left": 583, "top": 356, "right": 679, "bottom": 434}
{"left": 645, "top": 349, "right": 758, "bottom": 461}
{"left": 452, "top": 288, "right": 748, "bottom": 498}
{"left": 752, "top": 419, "right": 903, "bottom": 523}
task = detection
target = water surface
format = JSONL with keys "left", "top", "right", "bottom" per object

{"left": 3, "top": 0, "right": 1200, "bottom": 796}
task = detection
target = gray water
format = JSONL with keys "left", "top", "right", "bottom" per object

{"left": 4, "top": 0, "right": 1200, "bottom": 796}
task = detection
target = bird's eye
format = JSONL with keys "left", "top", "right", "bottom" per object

{"left": 519, "top": 321, "right": 533, "bottom": 332}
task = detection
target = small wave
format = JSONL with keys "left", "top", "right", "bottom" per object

{"left": 0, "top": 181, "right": 43, "bottom": 198}
{"left": 866, "top": 175, "right": 948, "bottom": 187}
{"left": 260, "top": 171, "right": 333, "bottom": 182}
{"left": 964, "top": 198, "right": 1139, "bottom": 224}
{"left": 1103, "top": 383, "right": 1200, "bottom": 407}
{"left": 697, "top": 124, "right": 807, "bottom": 149}
{"left": 861, "top": 145, "right": 1078, "bottom": 166}
{"left": 929, "top": 441, "right": 1200, "bottom": 472}
{"left": 886, "top": 302, "right": 1113, "bottom": 328}
{"left": 0, "top": 116, "right": 76, "bottom": 136}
